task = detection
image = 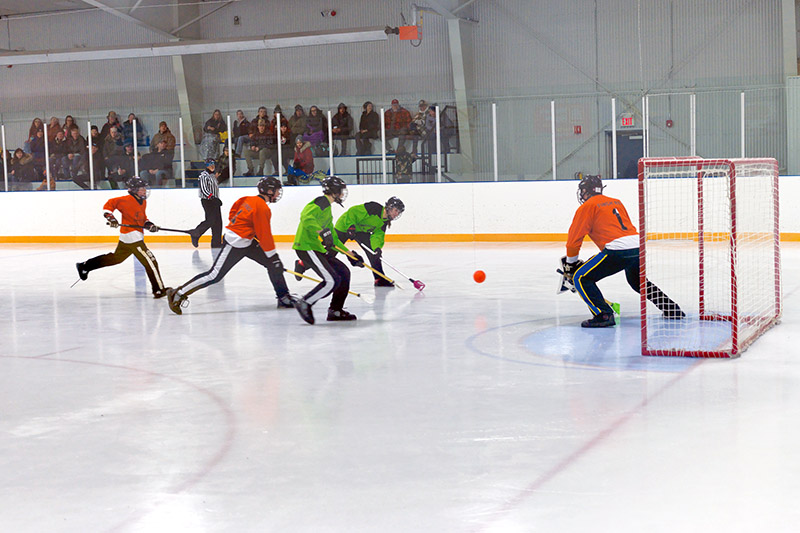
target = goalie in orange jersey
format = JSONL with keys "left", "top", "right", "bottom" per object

{"left": 562, "top": 174, "right": 684, "bottom": 328}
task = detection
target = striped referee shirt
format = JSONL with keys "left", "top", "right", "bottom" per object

{"left": 198, "top": 170, "right": 220, "bottom": 200}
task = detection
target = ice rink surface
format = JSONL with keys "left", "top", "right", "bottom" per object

{"left": 1, "top": 241, "right": 799, "bottom": 532}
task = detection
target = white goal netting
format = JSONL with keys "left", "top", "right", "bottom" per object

{"left": 639, "top": 158, "right": 781, "bottom": 358}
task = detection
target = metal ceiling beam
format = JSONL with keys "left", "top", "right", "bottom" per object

{"left": 171, "top": 1, "right": 236, "bottom": 35}
{"left": 78, "top": 0, "right": 177, "bottom": 41}
{"left": 0, "top": 27, "right": 389, "bottom": 65}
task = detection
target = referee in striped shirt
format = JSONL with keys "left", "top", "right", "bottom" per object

{"left": 190, "top": 158, "right": 223, "bottom": 248}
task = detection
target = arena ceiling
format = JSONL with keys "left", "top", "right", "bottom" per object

{"left": 0, "top": 1, "right": 89, "bottom": 18}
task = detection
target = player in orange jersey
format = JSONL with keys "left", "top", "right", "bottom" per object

{"left": 76, "top": 177, "right": 168, "bottom": 298}
{"left": 563, "top": 174, "right": 684, "bottom": 328}
{"left": 166, "top": 177, "right": 293, "bottom": 315}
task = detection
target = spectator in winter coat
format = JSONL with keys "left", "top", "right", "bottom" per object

{"left": 106, "top": 142, "right": 136, "bottom": 190}
{"left": 49, "top": 130, "right": 68, "bottom": 179}
{"left": 47, "top": 117, "right": 62, "bottom": 144}
{"left": 64, "top": 127, "right": 89, "bottom": 188}
{"left": 244, "top": 120, "right": 270, "bottom": 176}
{"left": 99, "top": 111, "right": 121, "bottom": 142}
{"left": 122, "top": 113, "right": 148, "bottom": 147}
{"left": 384, "top": 99, "right": 412, "bottom": 152}
{"left": 292, "top": 135, "right": 314, "bottom": 175}
{"left": 249, "top": 107, "right": 269, "bottom": 135}
{"left": 270, "top": 105, "right": 289, "bottom": 136}
{"left": 269, "top": 123, "right": 294, "bottom": 175}
{"left": 10, "top": 148, "right": 37, "bottom": 189}
{"left": 63, "top": 115, "right": 77, "bottom": 136}
{"left": 356, "top": 102, "right": 380, "bottom": 155}
{"left": 233, "top": 110, "right": 250, "bottom": 156}
{"left": 29, "top": 129, "right": 46, "bottom": 176}
{"left": 304, "top": 106, "right": 326, "bottom": 146}
{"left": 90, "top": 139, "right": 105, "bottom": 182}
{"left": 139, "top": 139, "right": 173, "bottom": 186}
{"left": 215, "top": 144, "right": 235, "bottom": 185}
{"left": 150, "top": 122, "right": 176, "bottom": 155}
{"left": 288, "top": 105, "right": 307, "bottom": 144}
{"left": 331, "top": 103, "right": 352, "bottom": 156}
{"left": 25, "top": 117, "right": 44, "bottom": 154}
{"left": 409, "top": 99, "right": 428, "bottom": 153}
{"left": 103, "top": 127, "right": 125, "bottom": 161}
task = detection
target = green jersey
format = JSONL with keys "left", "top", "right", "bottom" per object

{"left": 293, "top": 195, "right": 345, "bottom": 253}
{"left": 334, "top": 202, "right": 388, "bottom": 250}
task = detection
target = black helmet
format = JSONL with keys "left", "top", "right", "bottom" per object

{"left": 385, "top": 196, "right": 405, "bottom": 221}
{"left": 321, "top": 175, "right": 348, "bottom": 205}
{"left": 577, "top": 174, "right": 604, "bottom": 204}
{"left": 127, "top": 177, "right": 150, "bottom": 199}
{"left": 257, "top": 176, "right": 283, "bottom": 203}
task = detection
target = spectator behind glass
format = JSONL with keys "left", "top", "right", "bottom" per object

{"left": 269, "top": 122, "right": 293, "bottom": 175}
{"left": 122, "top": 113, "right": 147, "bottom": 146}
{"left": 10, "top": 148, "right": 37, "bottom": 190}
{"left": 233, "top": 110, "right": 250, "bottom": 156}
{"left": 244, "top": 120, "right": 269, "bottom": 177}
{"left": 249, "top": 106, "right": 269, "bottom": 135}
{"left": 384, "top": 98, "right": 412, "bottom": 153}
{"left": 216, "top": 144, "right": 235, "bottom": 185}
{"left": 47, "top": 117, "right": 62, "bottom": 144}
{"left": 409, "top": 99, "right": 428, "bottom": 153}
{"left": 270, "top": 105, "right": 288, "bottom": 136}
{"left": 150, "top": 122, "right": 176, "bottom": 155}
{"left": 292, "top": 134, "right": 314, "bottom": 175}
{"left": 29, "top": 129, "right": 46, "bottom": 175}
{"left": 25, "top": 117, "right": 44, "bottom": 153}
{"left": 65, "top": 126, "right": 89, "bottom": 189}
{"left": 63, "top": 115, "right": 77, "bottom": 135}
{"left": 201, "top": 109, "right": 226, "bottom": 160}
{"left": 288, "top": 105, "right": 306, "bottom": 144}
{"left": 99, "top": 111, "right": 120, "bottom": 142}
{"left": 49, "top": 130, "right": 68, "bottom": 179}
{"left": 106, "top": 141, "right": 136, "bottom": 189}
{"left": 90, "top": 138, "right": 105, "bottom": 183}
{"left": 355, "top": 101, "right": 380, "bottom": 155}
{"left": 304, "top": 105, "right": 326, "bottom": 147}
{"left": 103, "top": 127, "right": 126, "bottom": 189}
{"left": 139, "top": 138, "right": 173, "bottom": 187}
{"left": 331, "top": 103, "right": 352, "bottom": 156}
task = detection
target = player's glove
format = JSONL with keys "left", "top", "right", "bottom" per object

{"left": 104, "top": 213, "right": 119, "bottom": 228}
{"left": 319, "top": 228, "right": 334, "bottom": 250}
{"left": 144, "top": 221, "right": 159, "bottom": 233}
{"left": 373, "top": 248, "right": 382, "bottom": 259}
{"left": 561, "top": 257, "right": 584, "bottom": 283}
{"left": 347, "top": 250, "right": 365, "bottom": 268}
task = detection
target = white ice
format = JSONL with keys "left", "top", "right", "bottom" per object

{"left": 1, "top": 242, "right": 799, "bottom": 532}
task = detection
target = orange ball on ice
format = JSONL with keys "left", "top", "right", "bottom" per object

{"left": 473, "top": 270, "right": 486, "bottom": 283}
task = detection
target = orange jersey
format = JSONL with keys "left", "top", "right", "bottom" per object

{"left": 227, "top": 196, "right": 276, "bottom": 252}
{"left": 566, "top": 194, "right": 637, "bottom": 257}
{"left": 104, "top": 194, "right": 148, "bottom": 239}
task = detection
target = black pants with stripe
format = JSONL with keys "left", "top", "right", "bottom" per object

{"left": 336, "top": 230, "right": 385, "bottom": 281}
{"left": 84, "top": 240, "right": 165, "bottom": 295}
{"left": 193, "top": 198, "right": 223, "bottom": 247}
{"left": 574, "top": 247, "right": 680, "bottom": 316}
{"left": 295, "top": 249, "right": 350, "bottom": 311}
{"left": 177, "top": 240, "right": 288, "bottom": 299}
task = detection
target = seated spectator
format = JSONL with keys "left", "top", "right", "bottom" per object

{"left": 64, "top": 126, "right": 89, "bottom": 189}
{"left": 233, "top": 110, "right": 250, "bottom": 156}
{"left": 355, "top": 101, "right": 380, "bottom": 155}
{"left": 29, "top": 129, "right": 46, "bottom": 177}
{"left": 99, "top": 111, "right": 120, "bottom": 142}
{"left": 122, "top": 113, "right": 148, "bottom": 147}
{"left": 423, "top": 104, "right": 455, "bottom": 153}
{"left": 292, "top": 135, "right": 314, "bottom": 175}
{"left": 150, "top": 121, "right": 176, "bottom": 155}
{"left": 25, "top": 117, "right": 44, "bottom": 154}
{"left": 270, "top": 105, "right": 288, "bottom": 133}
{"left": 90, "top": 138, "right": 105, "bottom": 184}
{"left": 0, "top": 149, "right": 9, "bottom": 191}
{"left": 250, "top": 107, "right": 269, "bottom": 133}
{"left": 304, "top": 105, "right": 326, "bottom": 147}
{"left": 331, "top": 103, "right": 352, "bottom": 156}
{"left": 393, "top": 145, "right": 417, "bottom": 183}
{"left": 106, "top": 141, "right": 135, "bottom": 189}
{"left": 269, "top": 123, "right": 294, "bottom": 175}
{"left": 63, "top": 115, "right": 78, "bottom": 136}
{"left": 409, "top": 99, "right": 428, "bottom": 153}
{"left": 47, "top": 117, "right": 62, "bottom": 145}
{"left": 104, "top": 130, "right": 127, "bottom": 189}
{"left": 49, "top": 130, "right": 68, "bottom": 179}
{"left": 288, "top": 105, "right": 306, "bottom": 144}
{"left": 215, "top": 144, "right": 235, "bottom": 185}
{"left": 139, "top": 138, "right": 173, "bottom": 187}
{"left": 10, "top": 148, "right": 37, "bottom": 190}
{"left": 384, "top": 99, "right": 411, "bottom": 152}
{"left": 244, "top": 120, "right": 270, "bottom": 176}
{"left": 90, "top": 124, "right": 100, "bottom": 142}
{"left": 201, "top": 109, "right": 226, "bottom": 160}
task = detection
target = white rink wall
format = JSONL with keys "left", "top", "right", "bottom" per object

{"left": 1, "top": 178, "right": 799, "bottom": 239}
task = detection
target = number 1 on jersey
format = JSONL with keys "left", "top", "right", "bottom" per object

{"left": 612, "top": 208, "right": 628, "bottom": 230}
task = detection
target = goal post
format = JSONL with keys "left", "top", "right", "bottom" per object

{"left": 638, "top": 157, "right": 781, "bottom": 358}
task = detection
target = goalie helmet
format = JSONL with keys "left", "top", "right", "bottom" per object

{"left": 321, "top": 175, "right": 348, "bottom": 205}
{"left": 127, "top": 177, "right": 150, "bottom": 199}
{"left": 577, "top": 174, "right": 604, "bottom": 204}
{"left": 257, "top": 176, "right": 283, "bottom": 203}
{"left": 385, "top": 196, "right": 405, "bottom": 221}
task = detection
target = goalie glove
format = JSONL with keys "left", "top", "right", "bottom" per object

{"left": 347, "top": 250, "right": 365, "bottom": 268}
{"left": 143, "top": 221, "right": 159, "bottom": 233}
{"left": 318, "top": 227, "right": 334, "bottom": 251}
{"left": 560, "top": 256, "right": 584, "bottom": 283}
{"left": 104, "top": 213, "right": 119, "bottom": 228}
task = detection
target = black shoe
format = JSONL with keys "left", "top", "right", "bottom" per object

{"left": 190, "top": 230, "right": 200, "bottom": 248}
{"left": 374, "top": 278, "right": 394, "bottom": 288}
{"left": 663, "top": 307, "right": 686, "bottom": 319}
{"left": 293, "top": 259, "right": 306, "bottom": 281}
{"left": 295, "top": 297, "right": 314, "bottom": 324}
{"left": 581, "top": 312, "right": 615, "bottom": 328}
{"left": 76, "top": 262, "right": 88, "bottom": 281}
{"left": 153, "top": 287, "right": 170, "bottom": 299}
{"left": 327, "top": 308, "right": 357, "bottom": 321}
{"left": 167, "top": 288, "right": 188, "bottom": 315}
{"left": 277, "top": 294, "right": 296, "bottom": 308}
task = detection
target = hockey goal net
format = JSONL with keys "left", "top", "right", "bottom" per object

{"left": 639, "top": 157, "right": 781, "bottom": 358}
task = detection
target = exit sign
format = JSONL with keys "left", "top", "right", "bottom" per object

{"left": 620, "top": 113, "right": 634, "bottom": 128}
